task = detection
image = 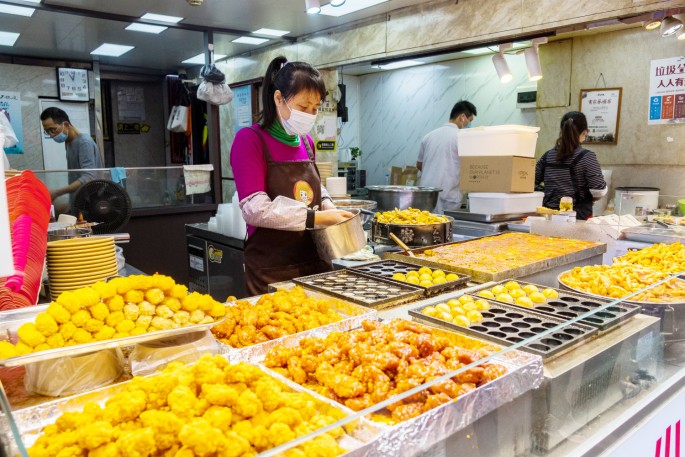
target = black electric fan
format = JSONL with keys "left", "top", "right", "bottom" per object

{"left": 72, "top": 180, "right": 132, "bottom": 234}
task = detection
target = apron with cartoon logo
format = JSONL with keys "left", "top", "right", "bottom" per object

{"left": 243, "top": 127, "right": 332, "bottom": 295}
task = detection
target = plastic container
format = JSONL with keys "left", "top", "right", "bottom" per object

{"left": 457, "top": 125, "right": 540, "bottom": 157}
{"left": 468, "top": 192, "right": 544, "bottom": 215}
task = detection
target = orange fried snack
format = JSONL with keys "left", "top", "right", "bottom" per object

{"left": 211, "top": 286, "right": 343, "bottom": 348}
{"left": 263, "top": 319, "right": 507, "bottom": 424}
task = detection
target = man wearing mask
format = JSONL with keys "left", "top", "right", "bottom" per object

{"left": 416, "top": 100, "right": 477, "bottom": 213}
{"left": 40, "top": 107, "right": 102, "bottom": 205}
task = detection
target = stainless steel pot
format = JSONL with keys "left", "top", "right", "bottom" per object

{"left": 47, "top": 227, "right": 92, "bottom": 241}
{"left": 307, "top": 209, "right": 366, "bottom": 260}
{"left": 366, "top": 185, "right": 441, "bottom": 211}
{"left": 331, "top": 199, "right": 377, "bottom": 225}
{"left": 371, "top": 216, "right": 454, "bottom": 247}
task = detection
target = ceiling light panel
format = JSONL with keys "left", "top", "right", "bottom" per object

{"left": 140, "top": 13, "right": 183, "bottom": 24}
{"left": 320, "top": 0, "right": 388, "bottom": 17}
{"left": 125, "top": 23, "right": 167, "bottom": 34}
{"left": 91, "top": 43, "right": 134, "bottom": 57}
{"left": 0, "top": 31, "right": 20, "bottom": 46}
{"left": 182, "top": 53, "right": 227, "bottom": 64}
{"left": 232, "top": 36, "right": 269, "bottom": 45}
{"left": 252, "top": 28, "right": 289, "bottom": 37}
{"left": 0, "top": 4, "right": 34, "bottom": 17}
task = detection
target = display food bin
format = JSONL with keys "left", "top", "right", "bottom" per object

{"left": 468, "top": 192, "right": 544, "bottom": 215}
{"left": 457, "top": 125, "right": 540, "bottom": 157}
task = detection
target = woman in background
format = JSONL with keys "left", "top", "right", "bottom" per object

{"left": 535, "top": 111, "right": 607, "bottom": 220}
{"left": 230, "top": 56, "right": 352, "bottom": 294}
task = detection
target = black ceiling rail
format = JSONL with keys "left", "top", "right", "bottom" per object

{"left": 0, "top": 0, "right": 297, "bottom": 42}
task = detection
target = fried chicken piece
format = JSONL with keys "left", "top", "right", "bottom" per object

{"left": 287, "top": 356, "right": 308, "bottom": 385}
{"left": 315, "top": 363, "right": 365, "bottom": 398}
{"left": 422, "top": 393, "right": 452, "bottom": 412}
{"left": 390, "top": 402, "right": 424, "bottom": 422}
{"left": 211, "top": 313, "right": 236, "bottom": 339}
{"left": 453, "top": 367, "right": 485, "bottom": 384}
{"left": 481, "top": 363, "right": 508, "bottom": 383}
{"left": 344, "top": 394, "right": 374, "bottom": 411}
{"left": 261, "top": 325, "right": 288, "bottom": 340}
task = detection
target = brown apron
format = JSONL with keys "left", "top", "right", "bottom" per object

{"left": 243, "top": 127, "right": 332, "bottom": 295}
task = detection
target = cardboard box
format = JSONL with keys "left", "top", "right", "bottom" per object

{"left": 460, "top": 156, "right": 535, "bottom": 193}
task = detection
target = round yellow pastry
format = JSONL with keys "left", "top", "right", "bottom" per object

{"left": 452, "top": 315, "right": 471, "bottom": 327}
{"left": 450, "top": 306, "right": 466, "bottom": 316}
{"left": 515, "top": 296, "right": 535, "bottom": 308}
{"left": 475, "top": 299, "right": 490, "bottom": 310}
{"left": 478, "top": 290, "right": 495, "bottom": 299}
{"left": 419, "top": 273, "right": 433, "bottom": 282}
{"left": 461, "top": 302, "right": 478, "bottom": 312}
{"left": 542, "top": 288, "right": 559, "bottom": 299}
{"left": 496, "top": 293, "right": 514, "bottom": 303}
{"left": 447, "top": 299, "right": 461, "bottom": 308}
{"left": 406, "top": 270, "right": 419, "bottom": 278}
{"left": 509, "top": 289, "right": 527, "bottom": 299}
{"left": 419, "top": 280, "right": 434, "bottom": 288}
{"left": 392, "top": 273, "right": 406, "bottom": 281}
{"left": 522, "top": 284, "right": 539, "bottom": 295}
{"left": 529, "top": 292, "right": 547, "bottom": 303}
{"left": 505, "top": 281, "right": 521, "bottom": 290}
{"left": 466, "top": 310, "right": 483, "bottom": 323}
{"left": 407, "top": 276, "right": 420, "bottom": 285}
{"left": 458, "top": 294, "right": 474, "bottom": 304}
{"left": 445, "top": 273, "right": 459, "bottom": 281}
{"left": 422, "top": 306, "right": 437, "bottom": 317}
{"left": 432, "top": 269, "right": 445, "bottom": 278}
{"left": 438, "top": 311, "right": 453, "bottom": 321}
{"left": 435, "top": 303, "right": 450, "bottom": 314}
{"left": 418, "top": 267, "right": 432, "bottom": 276}
{"left": 491, "top": 285, "right": 507, "bottom": 295}
{"left": 432, "top": 277, "right": 446, "bottom": 285}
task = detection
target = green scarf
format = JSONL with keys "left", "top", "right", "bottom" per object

{"left": 267, "top": 119, "right": 300, "bottom": 147}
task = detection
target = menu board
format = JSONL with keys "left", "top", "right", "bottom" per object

{"left": 648, "top": 56, "right": 685, "bottom": 125}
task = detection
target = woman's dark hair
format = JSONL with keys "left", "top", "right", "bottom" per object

{"left": 259, "top": 56, "right": 327, "bottom": 130}
{"left": 555, "top": 111, "right": 588, "bottom": 161}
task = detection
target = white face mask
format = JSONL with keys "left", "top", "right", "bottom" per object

{"left": 280, "top": 99, "right": 317, "bottom": 136}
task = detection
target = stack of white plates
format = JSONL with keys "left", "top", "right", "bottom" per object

{"left": 316, "top": 162, "right": 334, "bottom": 180}
{"left": 46, "top": 236, "right": 117, "bottom": 300}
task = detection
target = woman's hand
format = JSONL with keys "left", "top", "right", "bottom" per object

{"left": 314, "top": 209, "right": 355, "bottom": 227}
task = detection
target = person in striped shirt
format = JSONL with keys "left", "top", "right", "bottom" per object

{"left": 535, "top": 111, "right": 607, "bottom": 220}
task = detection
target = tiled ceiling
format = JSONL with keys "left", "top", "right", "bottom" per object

{"left": 0, "top": 0, "right": 437, "bottom": 73}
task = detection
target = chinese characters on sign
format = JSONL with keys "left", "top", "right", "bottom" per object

{"left": 0, "top": 91, "right": 23, "bottom": 155}
{"left": 313, "top": 91, "right": 337, "bottom": 154}
{"left": 579, "top": 88, "right": 622, "bottom": 144}
{"left": 648, "top": 56, "right": 685, "bottom": 125}
{"left": 232, "top": 85, "right": 252, "bottom": 134}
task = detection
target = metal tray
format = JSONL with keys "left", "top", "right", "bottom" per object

{"left": 444, "top": 210, "right": 535, "bottom": 222}
{"left": 557, "top": 272, "right": 685, "bottom": 306}
{"left": 468, "top": 281, "right": 642, "bottom": 331}
{"left": 410, "top": 298, "right": 598, "bottom": 359}
{"left": 371, "top": 217, "right": 454, "bottom": 247}
{"left": 349, "top": 260, "right": 470, "bottom": 296}
{"left": 621, "top": 225, "right": 685, "bottom": 244}
{"left": 293, "top": 270, "right": 423, "bottom": 309}
{"left": 215, "top": 288, "right": 378, "bottom": 363}
{"left": 0, "top": 303, "right": 224, "bottom": 367}
{"left": 383, "top": 233, "right": 607, "bottom": 283}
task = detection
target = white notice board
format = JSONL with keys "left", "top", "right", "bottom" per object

{"left": 39, "top": 99, "right": 91, "bottom": 170}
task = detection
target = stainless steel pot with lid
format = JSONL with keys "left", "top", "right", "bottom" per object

{"left": 307, "top": 209, "right": 366, "bottom": 260}
{"left": 366, "top": 185, "right": 441, "bottom": 211}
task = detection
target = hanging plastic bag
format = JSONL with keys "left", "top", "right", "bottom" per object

{"left": 200, "top": 64, "right": 226, "bottom": 83}
{"left": 197, "top": 80, "right": 233, "bottom": 105}
{"left": 168, "top": 105, "right": 189, "bottom": 133}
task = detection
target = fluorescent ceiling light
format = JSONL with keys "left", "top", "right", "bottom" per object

{"left": 125, "top": 23, "right": 167, "bottom": 34}
{"left": 91, "top": 43, "right": 134, "bottom": 57}
{"left": 320, "top": 0, "right": 387, "bottom": 17}
{"left": 182, "top": 53, "right": 227, "bottom": 64}
{"left": 232, "top": 36, "right": 269, "bottom": 45}
{"left": 253, "top": 28, "right": 289, "bottom": 37}
{"left": 377, "top": 59, "right": 423, "bottom": 70}
{"left": 140, "top": 13, "right": 183, "bottom": 24}
{"left": 461, "top": 47, "right": 494, "bottom": 55}
{"left": 0, "top": 31, "right": 20, "bottom": 46}
{"left": 0, "top": 4, "right": 35, "bottom": 16}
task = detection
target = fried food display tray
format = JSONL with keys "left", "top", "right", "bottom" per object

{"left": 469, "top": 281, "right": 641, "bottom": 331}
{"left": 0, "top": 303, "right": 224, "bottom": 367}
{"left": 350, "top": 260, "right": 470, "bottom": 296}
{"left": 216, "top": 287, "right": 378, "bottom": 363}
{"left": 410, "top": 298, "right": 598, "bottom": 359}
{"left": 293, "top": 270, "right": 423, "bottom": 309}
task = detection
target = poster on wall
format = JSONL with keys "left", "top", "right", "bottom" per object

{"left": 0, "top": 91, "right": 23, "bottom": 154}
{"left": 232, "top": 85, "right": 252, "bottom": 133}
{"left": 313, "top": 91, "right": 337, "bottom": 154}
{"left": 648, "top": 56, "right": 685, "bottom": 125}
{"left": 579, "top": 88, "right": 622, "bottom": 144}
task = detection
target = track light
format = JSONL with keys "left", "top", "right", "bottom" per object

{"left": 661, "top": 16, "right": 683, "bottom": 37}
{"left": 305, "top": 0, "right": 321, "bottom": 14}
{"left": 492, "top": 44, "right": 512, "bottom": 83}
{"left": 644, "top": 19, "right": 662, "bottom": 30}
{"left": 330, "top": 0, "right": 346, "bottom": 6}
{"left": 524, "top": 38, "right": 546, "bottom": 82}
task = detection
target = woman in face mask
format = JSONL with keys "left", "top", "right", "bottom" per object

{"left": 230, "top": 55, "right": 354, "bottom": 295}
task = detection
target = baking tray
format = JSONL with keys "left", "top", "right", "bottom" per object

{"left": 9, "top": 361, "right": 371, "bottom": 455}
{"left": 557, "top": 272, "right": 685, "bottom": 306}
{"left": 215, "top": 288, "right": 378, "bottom": 363}
{"left": 468, "top": 281, "right": 642, "bottom": 331}
{"left": 410, "top": 298, "right": 598, "bottom": 359}
{"left": 621, "top": 225, "right": 685, "bottom": 244}
{"left": 371, "top": 217, "right": 453, "bottom": 247}
{"left": 349, "top": 260, "right": 470, "bottom": 296}
{"left": 445, "top": 209, "right": 534, "bottom": 222}
{"left": 0, "top": 303, "right": 224, "bottom": 367}
{"left": 383, "top": 233, "right": 607, "bottom": 283}
{"left": 293, "top": 270, "right": 423, "bottom": 309}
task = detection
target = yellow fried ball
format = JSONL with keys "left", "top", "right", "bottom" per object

{"left": 509, "top": 289, "right": 527, "bottom": 299}
{"left": 522, "top": 284, "right": 539, "bottom": 295}
{"left": 496, "top": 293, "right": 514, "bottom": 303}
{"left": 505, "top": 281, "right": 521, "bottom": 291}
{"left": 445, "top": 273, "right": 459, "bottom": 281}
{"left": 392, "top": 273, "right": 406, "bottom": 281}
{"left": 478, "top": 290, "right": 495, "bottom": 299}
{"left": 491, "top": 285, "right": 507, "bottom": 295}
{"left": 515, "top": 296, "right": 535, "bottom": 308}
{"left": 529, "top": 292, "right": 547, "bottom": 304}
{"left": 542, "top": 288, "right": 559, "bottom": 299}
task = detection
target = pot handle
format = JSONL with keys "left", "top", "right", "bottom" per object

{"left": 359, "top": 209, "right": 376, "bottom": 216}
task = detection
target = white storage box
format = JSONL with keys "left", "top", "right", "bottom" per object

{"left": 457, "top": 125, "right": 540, "bottom": 157}
{"left": 468, "top": 192, "right": 544, "bottom": 215}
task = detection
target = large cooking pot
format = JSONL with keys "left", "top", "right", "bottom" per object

{"left": 371, "top": 216, "right": 454, "bottom": 247}
{"left": 614, "top": 187, "right": 660, "bottom": 216}
{"left": 307, "top": 209, "right": 366, "bottom": 261}
{"left": 366, "top": 185, "right": 441, "bottom": 212}
{"left": 331, "top": 199, "right": 377, "bottom": 225}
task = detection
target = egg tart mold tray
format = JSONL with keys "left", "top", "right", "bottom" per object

{"left": 350, "top": 260, "right": 470, "bottom": 296}
{"left": 293, "top": 270, "right": 423, "bottom": 309}
{"left": 216, "top": 286, "right": 377, "bottom": 363}
{"left": 0, "top": 303, "right": 224, "bottom": 367}
{"left": 469, "top": 281, "right": 641, "bottom": 331}
{"left": 410, "top": 296, "right": 598, "bottom": 359}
